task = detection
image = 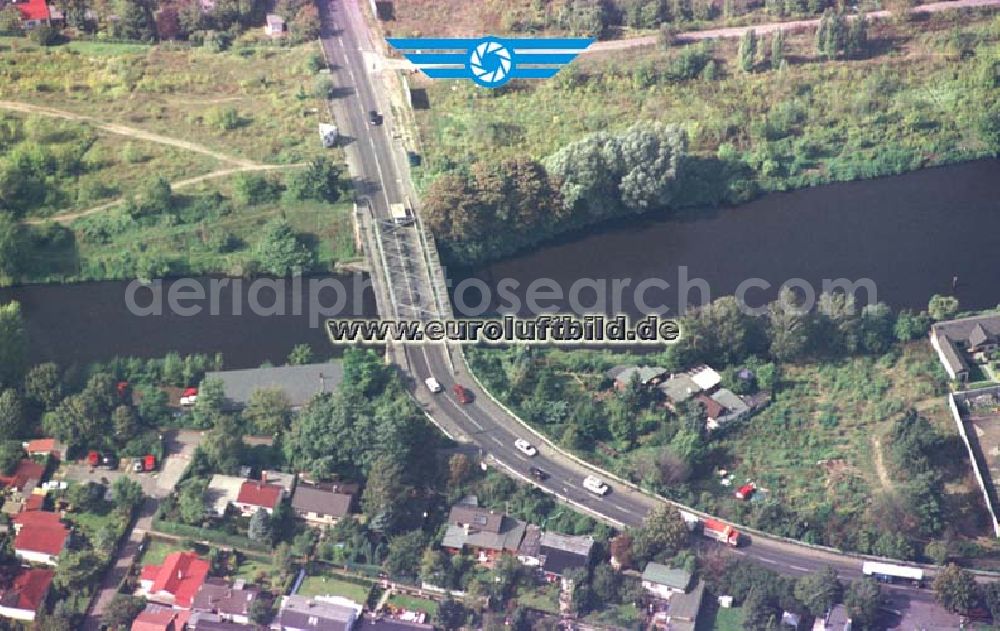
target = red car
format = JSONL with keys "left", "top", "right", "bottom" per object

{"left": 453, "top": 384, "right": 473, "bottom": 405}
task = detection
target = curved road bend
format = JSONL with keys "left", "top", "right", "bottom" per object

{"left": 316, "top": 0, "right": 964, "bottom": 607}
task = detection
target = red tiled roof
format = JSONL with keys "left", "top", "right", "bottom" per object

{"left": 0, "top": 459, "right": 45, "bottom": 492}
{"left": 0, "top": 567, "right": 53, "bottom": 613}
{"left": 140, "top": 565, "right": 160, "bottom": 582}
{"left": 144, "top": 551, "right": 210, "bottom": 608}
{"left": 24, "top": 439, "right": 56, "bottom": 455}
{"left": 236, "top": 480, "right": 282, "bottom": 509}
{"left": 13, "top": 511, "right": 68, "bottom": 557}
{"left": 14, "top": 0, "right": 49, "bottom": 21}
{"left": 131, "top": 608, "right": 179, "bottom": 631}
{"left": 13, "top": 510, "right": 61, "bottom": 529}
{"left": 23, "top": 494, "right": 44, "bottom": 512}
{"left": 694, "top": 394, "right": 725, "bottom": 419}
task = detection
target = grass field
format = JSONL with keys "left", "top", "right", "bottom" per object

{"left": 387, "top": 593, "right": 438, "bottom": 616}
{"left": 516, "top": 582, "right": 561, "bottom": 614}
{"left": 0, "top": 112, "right": 219, "bottom": 220}
{"left": 412, "top": 13, "right": 1000, "bottom": 194}
{"left": 0, "top": 37, "right": 332, "bottom": 164}
{"left": 139, "top": 538, "right": 190, "bottom": 566}
{"left": 583, "top": 602, "right": 641, "bottom": 628}
{"left": 708, "top": 345, "right": 951, "bottom": 519}
{"left": 297, "top": 575, "right": 373, "bottom": 604}
{"left": 709, "top": 606, "right": 745, "bottom": 631}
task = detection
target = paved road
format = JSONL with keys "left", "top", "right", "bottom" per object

{"left": 320, "top": 1, "right": 972, "bottom": 626}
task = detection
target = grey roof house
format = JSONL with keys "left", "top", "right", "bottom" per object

{"left": 191, "top": 578, "right": 259, "bottom": 624}
{"left": 930, "top": 313, "right": 1000, "bottom": 381}
{"left": 660, "top": 579, "right": 706, "bottom": 631}
{"left": 659, "top": 374, "right": 702, "bottom": 404}
{"left": 292, "top": 484, "right": 353, "bottom": 527}
{"left": 442, "top": 504, "right": 527, "bottom": 564}
{"left": 272, "top": 594, "right": 361, "bottom": 631}
{"left": 204, "top": 361, "right": 343, "bottom": 411}
{"left": 641, "top": 563, "right": 692, "bottom": 599}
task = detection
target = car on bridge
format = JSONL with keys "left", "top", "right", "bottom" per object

{"left": 514, "top": 439, "right": 537, "bottom": 457}
{"left": 453, "top": 384, "right": 473, "bottom": 404}
{"left": 424, "top": 377, "right": 442, "bottom": 393}
{"left": 583, "top": 475, "right": 610, "bottom": 496}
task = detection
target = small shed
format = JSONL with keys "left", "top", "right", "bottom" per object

{"left": 264, "top": 14, "right": 285, "bottom": 36}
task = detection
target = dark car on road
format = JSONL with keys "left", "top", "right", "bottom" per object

{"left": 453, "top": 384, "right": 473, "bottom": 404}
{"left": 369, "top": 110, "right": 381, "bottom": 125}
{"left": 530, "top": 467, "right": 548, "bottom": 481}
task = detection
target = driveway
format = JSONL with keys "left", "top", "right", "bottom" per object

{"left": 77, "top": 430, "right": 204, "bottom": 630}
{"left": 61, "top": 429, "right": 205, "bottom": 499}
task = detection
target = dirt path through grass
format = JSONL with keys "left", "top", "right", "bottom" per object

{"left": 22, "top": 163, "right": 307, "bottom": 225}
{"left": 872, "top": 435, "right": 893, "bottom": 490}
{"left": 0, "top": 100, "right": 258, "bottom": 167}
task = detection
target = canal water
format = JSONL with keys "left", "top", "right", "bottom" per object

{"left": 456, "top": 160, "right": 1000, "bottom": 317}
{"left": 4, "top": 160, "right": 1000, "bottom": 368}
{"left": 0, "top": 274, "right": 377, "bottom": 369}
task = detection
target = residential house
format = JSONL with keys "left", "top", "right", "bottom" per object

{"left": 191, "top": 577, "right": 259, "bottom": 624}
{"left": 8, "top": 0, "right": 50, "bottom": 28}
{"left": 264, "top": 13, "right": 285, "bottom": 36}
{"left": 652, "top": 580, "right": 705, "bottom": 631}
{"left": 641, "top": 563, "right": 691, "bottom": 600}
{"left": 138, "top": 551, "right": 210, "bottom": 608}
{"left": 291, "top": 484, "right": 353, "bottom": 527}
{"left": 812, "top": 604, "right": 852, "bottom": 631}
{"left": 203, "top": 361, "right": 343, "bottom": 413}
{"left": 271, "top": 594, "right": 362, "bottom": 631}
{"left": 518, "top": 527, "right": 594, "bottom": 582}
{"left": 708, "top": 388, "right": 752, "bottom": 429}
{"left": 0, "top": 566, "right": 53, "bottom": 622}
{"left": 441, "top": 503, "right": 527, "bottom": 566}
{"left": 12, "top": 511, "right": 68, "bottom": 566}
{"left": 262, "top": 470, "right": 296, "bottom": 495}
{"left": 659, "top": 375, "right": 702, "bottom": 406}
{"left": 607, "top": 365, "right": 669, "bottom": 390}
{"left": 234, "top": 480, "right": 283, "bottom": 516}
{"left": 359, "top": 619, "right": 435, "bottom": 631}
{"left": 132, "top": 606, "right": 190, "bottom": 631}
{"left": 688, "top": 366, "right": 721, "bottom": 391}
{"left": 22, "top": 438, "right": 62, "bottom": 461}
{"left": 0, "top": 460, "right": 45, "bottom": 497}
{"left": 930, "top": 313, "right": 1000, "bottom": 382}
{"left": 207, "top": 474, "right": 246, "bottom": 517}
{"left": 189, "top": 611, "right": 255, "bottom": 630}
{"left": 693, "top": 394, "right": 725, "bottom": 428}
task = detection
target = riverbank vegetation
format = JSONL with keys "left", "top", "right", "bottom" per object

{"left": 414, "top": 11, "right": 1000, "bottom": 266}
{"left": 5, "top": 160, "right": 355, "bottom": 283}
{"left": 467, "top": 296, "right": 995, "bottom": 561}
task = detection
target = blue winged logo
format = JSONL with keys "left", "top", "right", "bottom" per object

{"left": 386, "top": 36, "right": 593, "bottom": 88}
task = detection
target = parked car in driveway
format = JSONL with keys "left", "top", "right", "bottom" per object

{"left": 452, "top": 384, "right": 473, "bottom": 404}
{"left": 514, "top": 439, "right": 537, "bottom": 457}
